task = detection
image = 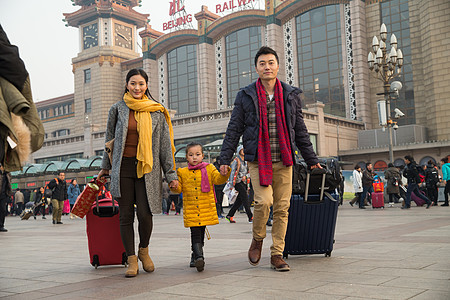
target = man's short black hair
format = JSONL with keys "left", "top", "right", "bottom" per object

{"left": 254, "top": 46, "right": 279, "bottom": 67}
{"left": 404, "top": 155, "right": 414, "bottom": 162}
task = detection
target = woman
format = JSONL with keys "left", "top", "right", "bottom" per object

{"left": 67, "top": 179, "right": 80, "bottom": 219}
{"left": 98, "top": 69, "right": 179, "bottom": 277}
{"left": 33, "top": 186, "right": 46, "bottom": 219}
{"left": 350, "top": 165, "right": 363, "bottom": 208}
{"left": 384, "top": 163, "right": 402, "bottom": 207}
{"left": 225, "top": 145, "right": 253, "bottom": 223}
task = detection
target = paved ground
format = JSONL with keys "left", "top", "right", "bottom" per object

{"left": 1, "top": 202, "right": 450, "bottom": 300}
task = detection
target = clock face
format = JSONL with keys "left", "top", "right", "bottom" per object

{"left": 83, "top": 23, "right": 98, "bottom": 50}
{"left": 114, "top": 23, "right": 133, "bottom": 49}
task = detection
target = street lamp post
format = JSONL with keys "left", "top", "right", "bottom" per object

{"left": 368, "top": 23, "right": 404, "bottom": 164}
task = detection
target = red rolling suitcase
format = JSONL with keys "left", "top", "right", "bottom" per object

{"left": 371, "top": 192, "right": 384, "bottom": 208}
{"left": 86, "top": 197, "right": 127, "bottom": 268}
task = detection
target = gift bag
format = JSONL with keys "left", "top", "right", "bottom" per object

{"left": 72, "top": 177, "right": 107, "bottom": 219}
{"left": 373, "top": 177, "right": 384, "bottom": 193}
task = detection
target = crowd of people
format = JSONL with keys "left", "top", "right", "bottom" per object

{"left": 350, "top": 155, "right": 450, "bottom": 209}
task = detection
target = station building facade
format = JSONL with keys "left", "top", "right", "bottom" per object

{"left": 27, "top": 0, "right": 450, "bottom": 178}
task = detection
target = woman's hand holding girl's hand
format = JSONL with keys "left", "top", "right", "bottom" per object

{"left": 98, "top": 169, "right": 109, "bottom": 179}
{"left": 169, "top": 180, "right": 179, "bottom": 190}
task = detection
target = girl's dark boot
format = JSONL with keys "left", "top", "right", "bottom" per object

{"left": 192, "top": 243, "right": 204, "bottom": 272}
{"left": 189, "top": 251, "right": 195, "bottom": 268}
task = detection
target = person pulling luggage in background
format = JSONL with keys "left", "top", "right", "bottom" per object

{"left": 361, "top": 162, "right": 375, "bottom": 208}
{"left": 384, "top": 163, "right": 402, "bottom": 207}
{"left": 402, "top": 155, "right": 433, "bottom": 209}
{"left": 219, "top": 46, "right": 321, "bottom": 272}
{"left": 67, "top": 179, "right": 80, "bottom": 219}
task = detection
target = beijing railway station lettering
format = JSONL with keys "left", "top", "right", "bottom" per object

{"left": 215, "top": 0, "right": 257, "bottom": 13}
{"left": 163, "top": 0, "right": 193, "bottom": 31}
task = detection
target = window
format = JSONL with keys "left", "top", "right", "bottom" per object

{"left": 84, "top": 69, "right": 91, "bottom": 83}
{"left": 381, "top": 0, "right": 414, "bottom": 125}
{"left": 85, "top": 98, "right": 92, "bottom": 113}
{"left": 296, "top": 5, "right": 345, "bottom": 117}
{"left": 225, "top": 27, "right": 261, "bottom": 106}
{"left": 167, "top": 44, "right": 198, "bottom": 115}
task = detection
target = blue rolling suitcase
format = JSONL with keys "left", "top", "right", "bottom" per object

{"left": 284, "top": 168, "right": 339, "bottom": 258}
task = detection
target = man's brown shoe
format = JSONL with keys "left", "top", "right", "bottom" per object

{"left": 270, "top": 255, "right": 290, "bottom": 272}
{"left": 248, "top": 238, "right": 263, "bottom": 266}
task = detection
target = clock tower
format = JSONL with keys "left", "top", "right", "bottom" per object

{"left": 63, "top": 0, "right": 148, "bottom": 146}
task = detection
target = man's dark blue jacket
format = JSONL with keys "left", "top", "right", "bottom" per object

{"left": 220, "top": 81, "right": 319, "bottom": 167}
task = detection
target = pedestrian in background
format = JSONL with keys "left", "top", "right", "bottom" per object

{"left": 0, "top": 163, "right": 12, "bottom": 232}
{"left": 33, "top": 186, "right": 46, "bottom": 219}
{"left": 350, "top": 165, "right": 363, "bottom": 208}
{"left": 361, "top": 162, "right": 375, "bottom": 207}
{"left": 225, "top": 145, "right": 253, "bottom": 224}
{"left": 14, "top": 189, "right": 24, "bottom": 216}
{"left": 161, "top": 178, "right": 170, "bottom": 214}
{"left": 67, "top": 179, "right": 80, "bottom": 219}
{"left": 402, "top": 155, "right": 432, "bottom": 209}
{"left": 98, "top": 68, "right": 179, "bottom": 277}
{"left": 440, "top": 157, "right": 450, "bottom": 207}
{"left": 384, "top": 163, "right": 402, "bottom": 207}
{"left": 213, "top": 158, "right": 226, "bottom": 219}
{"left": 171, "top": 142, "right": 230, "bottom": 272}
{"left": 48, "top": 172, "right": 67, "bottom": 224}
{"left": 424, "top": 161, "right": 439, "bottom": 206}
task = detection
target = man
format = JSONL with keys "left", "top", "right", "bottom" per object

{"left": 14, "top": 189, "right": 24, "bottom": 216}
{"left": 47, "top": 172, "right": 67, "bottom": 224}
{"left": 0, "top": 164, "right": 12, "bottom": 232}
{"left": 360, "top": 162, "right": 375, "bottom": 209}
{"left": 440, "top": 157, "right": 450, "bottom": 206}
{"left": 403, "top": 155, "right": 432, "bottom": 209}
{"left": 219, "top": 46, "right": 320, "bottom": 272}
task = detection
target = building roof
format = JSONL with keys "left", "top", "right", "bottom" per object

{"left": 35, "top": 94, "right": 74, "bottom": 108}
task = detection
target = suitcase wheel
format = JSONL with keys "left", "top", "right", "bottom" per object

{"left": 283, "top": 253, "right": 288, "bottom": 259}
{"left": 92, "top": 255, "right": 99, "bottom": 269}
{"left": 122, "top": 252, "right": 128, "bottom": 267}
{"left": 325, "top": 251, "right": 332, "bottom": 257}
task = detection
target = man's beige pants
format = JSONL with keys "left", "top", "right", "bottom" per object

{"left": 248, "top": 161, "right": 292, "bottom": 256}
{"left": 51, "top": 199, "right": 64, "bottom": 222}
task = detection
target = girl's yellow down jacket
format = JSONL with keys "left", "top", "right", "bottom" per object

{"left": 174, "top": 164, "right": 230, "bottom": 228}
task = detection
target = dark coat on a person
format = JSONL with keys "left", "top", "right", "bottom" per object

{"left": 48, "top": 178, "right": 67, "bottom": 201}
{"left": 384, "top": 166, "right": 400, "bottom": 194}
{"left": 219, "top": 81, "right": 319, "bottom": 167}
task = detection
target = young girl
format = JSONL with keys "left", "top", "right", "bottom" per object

{"left": 171, "top": 142, "right": 230, "bottom": 272}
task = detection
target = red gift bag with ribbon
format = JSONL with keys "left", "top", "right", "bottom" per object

{"left": 72, "top": 177, "right": 107, "bottom": 219}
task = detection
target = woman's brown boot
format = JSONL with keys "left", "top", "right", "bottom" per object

{"left": 125, "top": 255, "right": 139, "bottom": 277}
{"left": 138, "top": 247, "right": 155, "bottom": 272}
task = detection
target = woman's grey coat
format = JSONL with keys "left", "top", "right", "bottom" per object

{"left": 101, "top": 100, "right": 178, "bottom": 214}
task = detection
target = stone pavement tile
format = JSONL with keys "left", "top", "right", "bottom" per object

{"left": 123, "top": 292, "right": 216, "bottom": 300}
{"left": 289, "top": 270, "right": 393, "bottom": 286}
{"left": 195, "top": 274, "right": 254, "bottom": 286}
{"left": 36, "top": 271, "right": 111, "bottom": 284}
{"left": 409, "top": 290, "right": 450, "bottom": 300}
{"left": 1, "top": 280, "right": 64, "bottom": 294}
{"left": 151, "top": 282, "right": 255, "bottom": 298}
{"left": 347, "top": 257, "right": 432, "bottom": 270}
{"left": 0, "top": 278, "right": 39, "bottom": 290}
{"left": 307, "top": 282, "right": 425, "bottom": 299}
{"left": 0, "top": 292, "right": 14, "bottom": 298}
{"left": 364, "top": 267, "right": 450, "bottom": 280}
{"left": 0, "top": 291, "right": 56, "bottom": 300}
{"left": 227, "top": 289, "right": 346, "bottom": 300}
{"left": 230, "top": 274, "right": 328, "bottom": 292}
{"left": 423, "top": 262, "right": 450, "bottom": 271}
{"left": 381, "top": 277, "right": 450, "bottom": 292}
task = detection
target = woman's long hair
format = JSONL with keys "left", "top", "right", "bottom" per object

{"left": 123, "top": 68, "right": 156, "bottom": 101}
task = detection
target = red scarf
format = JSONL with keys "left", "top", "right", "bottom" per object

{"left": 188, "top": 162, "right": 210, "bottom": 193}
{"left": 256, "top": 78, "right": 293, "bottom": 186}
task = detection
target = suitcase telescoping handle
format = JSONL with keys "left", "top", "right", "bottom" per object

{"left": 93, "top": 175, "right": 115, "bottom": 215}
{"left": 304, "top": 168, "right": 336, "bottom": 203}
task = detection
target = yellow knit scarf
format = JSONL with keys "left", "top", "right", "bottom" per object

{"left": 123, "top": 92, "right": 176, "bottom": 178}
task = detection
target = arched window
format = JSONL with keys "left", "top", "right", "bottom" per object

{"left": 225, "top": 26, "right": 261, "bottom": 106}
{"left": 419, "top": 156, "right": 436, "bottom": 167}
